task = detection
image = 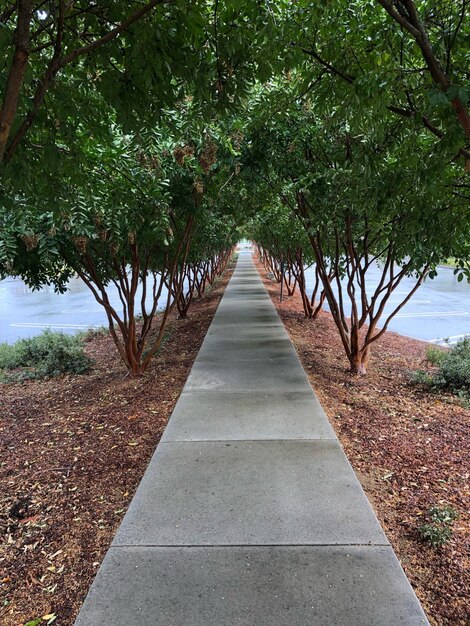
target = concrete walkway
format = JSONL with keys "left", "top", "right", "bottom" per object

{"left": 76, "top": 250, "right": 429, "bottom": 625}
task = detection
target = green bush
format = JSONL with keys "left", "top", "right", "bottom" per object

{"left": 418, "top": 505, "right": 458, "bottom": 547}
{"left": 0, "top": 330, "right": 93, "bottom": 380}
{"left": 409, "top": 369, "right": 434, "bottom": 386}
{"left": 0, "top": 341, "right": 26, "bottom": 370}
{"left": 434, "top": 338, "right": 470, "bottom": 392}
{"left": 414, "top": 338, "right": 470, "bottom": 400}
{"left": 425, "top": 344, "right": 446, "bottom": 365}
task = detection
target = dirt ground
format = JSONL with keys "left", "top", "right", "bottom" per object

{"left": 256, "top": 258, "right": 469, "bottom": 626}
{"left": 0, "top": 264, "right": 234, "bottom": 626}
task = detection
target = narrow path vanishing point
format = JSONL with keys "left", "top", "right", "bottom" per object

{"left": 75, "top": 249, "right": 429, "bottom": 625}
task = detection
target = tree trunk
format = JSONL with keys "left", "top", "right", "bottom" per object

{"left": 350, "top": 345, "right": 370, "bottom": 375}
{"left": 0, "top": 0, "right": 32, "bottom": 161}
{"left": 350, "top": 357, "right": 367, "bottom": 376}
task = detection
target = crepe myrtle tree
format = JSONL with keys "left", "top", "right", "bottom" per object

{"left": 0, "top": 184, "right": 194, "bottom": 376}
{"left": 0, "top": 118, "right": 243, "bottom": 374}
{"left": 374, "top": 0, "right": 470, "bottom": 142}
{"left": 58, "top": 131, "right": 237, "bottom": 375}
{"left": 162, "top": 119, "right": 246, "bottom": 319}
{"left": 299, "top": 128, "right": 469, "bottom": 376}
{"left": 0, "top": 0, "right": 172, "bottom": 164}
{"left": 250, "top": 204, "right": 299, "bottom": 291}
{"left": 242, "top": 101, "right": 470, "bottom": 375}
{"left": 0, "top": 137, "right": 178, "bottom": 374}
{"left": 169, "top": 207, "right": 239, "bottom": 319}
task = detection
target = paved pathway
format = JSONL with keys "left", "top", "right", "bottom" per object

{"left": 75, "top": 251, "right": 429, "bottom": 625}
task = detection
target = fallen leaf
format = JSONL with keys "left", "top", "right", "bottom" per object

{"left": 19, "top": 514, "right": 40, "bottom": 525}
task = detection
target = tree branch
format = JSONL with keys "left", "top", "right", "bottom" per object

{"left": 3, "top": 0, "right": 168, "bottom": 164}
{"left": 58, "top": 0, "right": 168, "bottom": 69}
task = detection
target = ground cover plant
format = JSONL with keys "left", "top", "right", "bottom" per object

{"left": 418, "top": 505, "right": 459, "bottom": 547}
{"left": 0, "top": 330, "right": 92, "bottom": 381}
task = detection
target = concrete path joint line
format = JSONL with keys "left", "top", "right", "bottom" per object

{"left": 159, "top": 438, "right": 338, "bottom": 443}
{"left": 109, "top": 542, "right": 392, "bottom": 549}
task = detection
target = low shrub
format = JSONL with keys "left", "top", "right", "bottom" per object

{"left": 425, "top": 344, "right": 446, "bottom": 365}
{"left": 418, "top": 505, "right": 458, "bottom": 547}
{"left": 82, "top": 326, "right": 108, "bottom": 341}
{"left": 409, "top": 369, "right": 434, "bottom": 386}
{"left": 434, "top": 337, "right": 470, "bottom": 393}
{"left": 0, "top": 330, "right": 93, "bottom": 381}
{"left": 413, "top": 338, "right": 470, "bottom": 401}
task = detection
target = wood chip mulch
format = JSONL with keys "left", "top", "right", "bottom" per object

{"left": 257, "top": 258, "right": 469, "bottom": 626}
{"left": 0, "top": 265, "right": 235, "bottom": 626}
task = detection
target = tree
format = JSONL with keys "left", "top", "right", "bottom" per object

{"left": 249, "top": 204, "right": 331, "bottom": 318}
{"left": 0, "top": 104, "right": 243, "bottom": 374}
{"left": 375, "top": 0, "right": 470, "bottom": 141}
{"left": 241, "top": 92, "right": 470, "bottom": 374}
{"left": 171, "top": 209, "right": 238, "bottom": 319}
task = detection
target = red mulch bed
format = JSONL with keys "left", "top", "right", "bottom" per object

{"left": 257, "top": 257, "right": 469, "bottom": 626}
{"left": 0, "top": 265, "right": 234, "bottom": 626}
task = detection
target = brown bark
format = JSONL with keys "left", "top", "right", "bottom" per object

{"left": 451, "top": 97, "right": 470, "bottom": 140}
{"left": 349, "top": 352, "right": 368, "bottom": 376}
{"left": 290, "top": 249, "right": 313, "bottom": 317}
{"left": 0, "top": 0, "right": 33, "bottom": 161}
